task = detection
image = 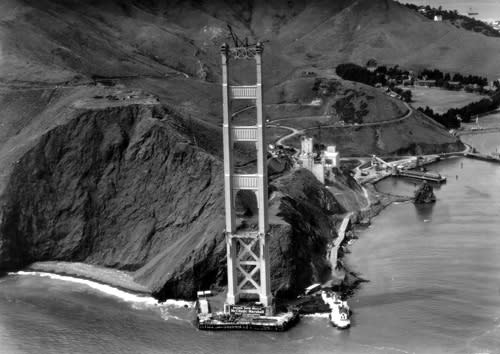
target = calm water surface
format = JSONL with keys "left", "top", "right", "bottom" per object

{"left": 1, "top": 133, "right": 500, "bottom": 354}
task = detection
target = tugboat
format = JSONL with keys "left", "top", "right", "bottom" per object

{"left": 321, "top": 291, "right": 351, "bottom": 329}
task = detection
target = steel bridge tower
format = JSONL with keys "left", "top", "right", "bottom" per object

{"left": 220, "top": 42, "right": 273, "bottom": 314}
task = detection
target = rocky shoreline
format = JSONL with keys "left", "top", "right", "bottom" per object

{"left": 285, "top": 182, "right": 414, "bottom": 314}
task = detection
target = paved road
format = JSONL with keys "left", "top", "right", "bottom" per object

{"left": 271, "top": 101, "right": 414, "bottom": 146}
{"left": 303, "top": 101, "right": 413, "bottom": 132}
{"left": 0, "top": 73, "right": 188, "bottom": 92}
{"left": 270, "top": 114, "right": 332, "bottom": 124}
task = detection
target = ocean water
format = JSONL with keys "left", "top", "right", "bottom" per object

{"left": 1, "top": 136, "right": 500, "bottom": 354}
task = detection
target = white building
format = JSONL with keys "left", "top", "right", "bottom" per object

{"left": 298, "top": 137, "right": 340, "bottom": 184}
{"left": 434, "top": 15, "right": 443, "bottom": 22}
{"left": 298, "top": 137, "right": 315, "bottom": 171}
{"left": 309, "top": 98, "right": 323, "bottom": 106}
{"left": 322, "top": 146, "right": 340, "bottom": 168}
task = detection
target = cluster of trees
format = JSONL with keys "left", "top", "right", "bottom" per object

{"left": 337, "top": 62, "right": 490, "bottom": 91}
{"left": 419, "top": 69, "right": 488, "bottom": 87}
{"left": 374, "top": 65, "right": 410, "bottom": 79}
{"left": 404, "top": 4, "right": 500, "bottom": 38}
{"left": 335, "top": 63, "right": 384, "bottom": 86}
{"left": 392, "top": 86, "right": 412, "bottom": 102}
{"left": 419, "top": 97, "right": 500, "bottom": 129}
{"left": 335, "top": 63, "right": 413, "bottom": 101}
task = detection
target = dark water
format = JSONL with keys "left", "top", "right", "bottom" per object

{"left": 2, "top": 137, "right": 500, "bottom": 354}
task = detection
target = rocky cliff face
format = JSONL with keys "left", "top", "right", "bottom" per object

{"left": 0, "top": 102, "right": 226, "bottom": 294}
{"left": 0, "top": 101, "right": 350, "bottom": 301}
{"left": 267, "top": 169, "right": 345, "bottom": 298}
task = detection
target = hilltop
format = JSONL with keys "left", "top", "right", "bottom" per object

{"left": 403, "top": 3, "right": 500, "bottom": 38}
{"left": 2, "top": 0, "right": 500, "bottom": 84}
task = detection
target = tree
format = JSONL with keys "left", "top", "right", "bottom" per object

{"left": 401, "top": 90, "right": 412, "bottom": 102}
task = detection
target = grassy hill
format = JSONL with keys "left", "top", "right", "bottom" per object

{"left": 0, "top": 0, "right": 473, "bottom": 187}
{"left": 2, "top": 0, "right": 500, "bottom": 84}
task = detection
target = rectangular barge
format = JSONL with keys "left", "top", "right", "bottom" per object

{"left": 197, "top": 310, "right": 300, "bottom": 332}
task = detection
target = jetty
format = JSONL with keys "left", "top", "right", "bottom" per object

{"left": 355, "top": 154, "right": 444, "bottom": 184}
{"left": 464, "top": 152, "right": 500, "bottom": 163}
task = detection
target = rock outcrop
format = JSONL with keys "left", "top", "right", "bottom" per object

{"left": 414, "top": 181, "right": 436, "bottom": 204}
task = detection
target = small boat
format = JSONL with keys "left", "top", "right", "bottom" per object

{"left": 321, "top": 291, "right": 351, "bottom": 329}
{"left": 329, "top": 301, "right": 351, "bottom": 329}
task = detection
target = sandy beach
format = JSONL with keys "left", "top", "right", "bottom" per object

{"left": 27, "top": 261, "right": 151, "bottom": 294}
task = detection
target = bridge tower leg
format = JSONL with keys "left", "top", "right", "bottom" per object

{"left": 221, "top": 42, "right": 274, "bottom": 315}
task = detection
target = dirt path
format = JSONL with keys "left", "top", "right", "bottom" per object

{"left": 328, "top": 213, "right": 354, "bottom": 280}
{"left": 271, "top": 125, "right": 303, "bottom": 146}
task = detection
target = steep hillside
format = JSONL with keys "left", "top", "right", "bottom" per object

{"left": 0, "top": 91, "right": 353, "bottom": 299}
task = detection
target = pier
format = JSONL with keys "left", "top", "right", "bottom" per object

{"left": 394, "top": 170, "right": 446, "bottom": 183}
{"left": 355, "top": 155, "right": 443, "bottom": 185}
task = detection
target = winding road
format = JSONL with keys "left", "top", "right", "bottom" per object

{"left": 327, "top": 212, "right": 354, "bottom": 281}
{"left": 270, "top": 101, "right": 415, "bottom": 147}
{"left": 272, "top": 125, "right": 302, "bottom": 147}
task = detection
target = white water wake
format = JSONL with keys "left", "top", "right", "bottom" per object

{"left": 302, "top": 313, "right": 330, "bottom": 319}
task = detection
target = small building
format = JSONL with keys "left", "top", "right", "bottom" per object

{"left": 465, "top": 84, "right": 481, "bottom": 92}
{"left": 366, "top": 59, "right": 378, "bottom": 73}
{"left": 322, "top": 146, "right": 340, "bottom": 168}
{"left": 402, "top": 79, "right": 413, "bottom": 86}
{"left": 482, "top": 85, "right": 496, "bottom": 93}
{"left": 446, "top": 81, "right": 462, "bottom": 90}
{"left": 302, "top": 70, "right": 317, "bottom": 77}
{"left": 434, "top": 15, "right": 443, "bottom": 22}
{"left": 387, "top": 78, "right": 397, "bottom": 86}
{"left": 415, "top": 79, "right": 437, "bottom": 87}
{"left": 309, "top": 98, "right": 323, "bottom": 106}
